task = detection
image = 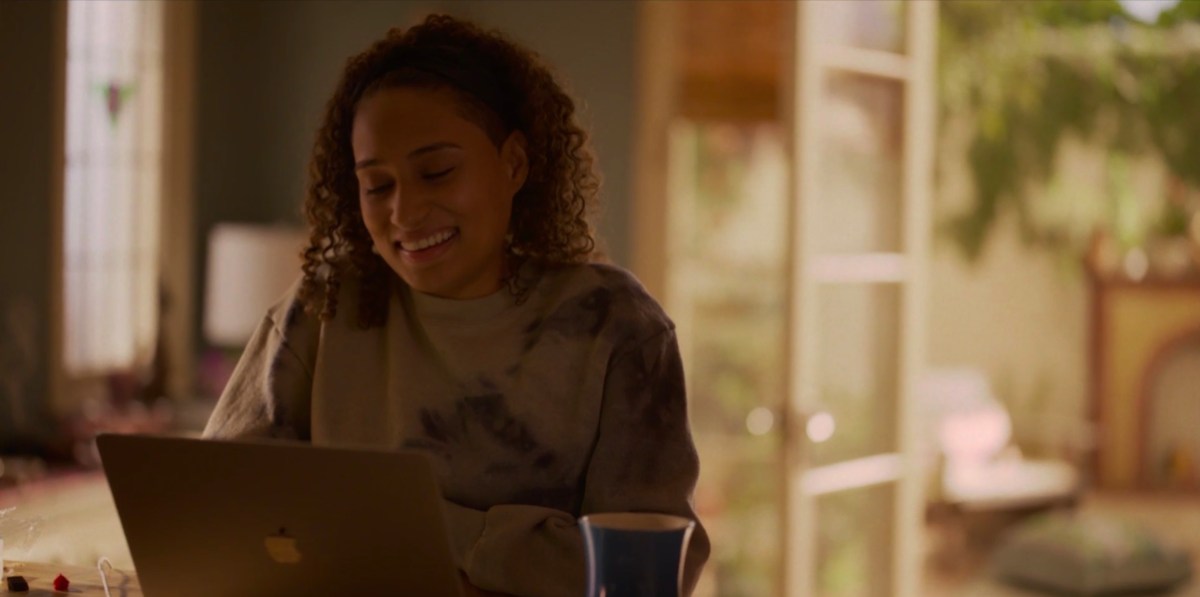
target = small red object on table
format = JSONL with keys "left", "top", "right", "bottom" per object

{"left": 54, "top": 573, "right": 70, "bottom": 591}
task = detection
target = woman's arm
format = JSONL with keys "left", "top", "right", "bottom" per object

{"left": 578, "top": 326, "right": 710, "bottom": 593}
{"left": 447, "top": 326, "right": 709, "bottom": 596}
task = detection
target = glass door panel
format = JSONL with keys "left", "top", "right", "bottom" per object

{"left": 642, "top": 2, "right": 935, "bottom": 595}
{"left": 810, "top": 284, "right": 901, "bottom": 468}
{"left": 815, "top": 484, "right": 897, "bottom": 597}
{"left": 666, "top": 121, "right": 789, "bottom": 596}
{"left": 812, "top": 73, "right": 905, "bottom": 255}
{"left": 785, "top": 2, "right": 934, "bottom": 597}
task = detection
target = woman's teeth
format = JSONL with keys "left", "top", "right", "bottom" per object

{"left": 402, "top": 230, "right": 454, "bottom": 251}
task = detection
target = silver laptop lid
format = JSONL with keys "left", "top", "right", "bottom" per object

{"left": 97, "top": 434, "right": 463, "bottom": 597}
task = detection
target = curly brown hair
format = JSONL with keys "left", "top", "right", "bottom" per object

{"left": 298, "top": 14, "right": 600, "bottom": 328}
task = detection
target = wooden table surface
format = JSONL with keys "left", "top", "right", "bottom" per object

{"left": 4, "top": 560, "right": 141, "bottom": 596}
{"left": 3, "top": 561, "right": 512, "bottom": 596}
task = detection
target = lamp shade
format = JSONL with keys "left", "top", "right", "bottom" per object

{"left": 920, "top": 368, "right": 1012, "bottom": 462}
{"left": 203, "top": 223, "right": 307, "bottom": 347}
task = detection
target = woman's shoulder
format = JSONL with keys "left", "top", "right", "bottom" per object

{"left": 533, "top": 262, "right": 675, "bottom": 343}
{"left": 263, "top": 275, "right": 321, "bottom": 339}
{"left": 264, "top": 265, "right": 367, "bottom": 338}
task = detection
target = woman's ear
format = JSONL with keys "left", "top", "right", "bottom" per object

{"left": 501, "top": 131, "right": 529, "bottom": 194}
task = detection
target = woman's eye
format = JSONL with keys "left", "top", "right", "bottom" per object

{"left": 422, "top": 167, "right": 455, "bottom": 181}
{"left": 364, "top": 182, "right": 393, "bottom": 196}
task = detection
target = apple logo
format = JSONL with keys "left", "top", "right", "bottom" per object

{"left": 264, "top": 527, "right": 303, "bottom": 564}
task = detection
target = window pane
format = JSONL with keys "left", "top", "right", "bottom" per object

{"left": 813, "top": 72, "right": 905, "bottom": 254}
{"left": 816, "top": 483, "right": 896, "bottom": 597}
{"left": 811, "top": 284, "right": 901, "bottom": 467}
{"left": 63, "top": 0, "right": 163, "bottom": 373}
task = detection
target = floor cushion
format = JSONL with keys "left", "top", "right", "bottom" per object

{"left": 992, "top": 511, "right": 1193, "bottom": 595}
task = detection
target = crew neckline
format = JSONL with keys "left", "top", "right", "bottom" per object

{"left": 403, "top": 282, "right": 515, "bottom": 321}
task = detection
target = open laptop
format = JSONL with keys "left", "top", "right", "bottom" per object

{"left": 97, "top": 434, "right": 464, "bottom": 597}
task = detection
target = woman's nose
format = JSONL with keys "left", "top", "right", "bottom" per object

{"left": 389, "top": 189, "right": 431, "bottom": 228}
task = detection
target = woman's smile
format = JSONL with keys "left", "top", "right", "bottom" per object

{"left": 394, "top": 227, "right": 459, "bottom": 264}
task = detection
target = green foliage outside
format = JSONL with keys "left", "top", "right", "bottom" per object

{"left": 940, "top": 0, "right": 1200, "bottom": 260}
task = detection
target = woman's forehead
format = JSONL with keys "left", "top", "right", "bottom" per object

{"left": 351, "top": 87, "right": 486, "bottom": 159}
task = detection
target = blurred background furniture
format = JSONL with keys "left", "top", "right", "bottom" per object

{"left": 925, "top": 369, "right": 1082, "bottom": 511}
{"left": 922, "top": 369, "right": 1084, "bottom": 572}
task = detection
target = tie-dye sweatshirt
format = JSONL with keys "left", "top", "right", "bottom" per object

{"left": 202, "top": 262, "right": 709, "bottom": 596}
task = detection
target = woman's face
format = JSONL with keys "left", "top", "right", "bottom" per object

{"left": 352, "top": 86, "right": 527, "bottom": 299}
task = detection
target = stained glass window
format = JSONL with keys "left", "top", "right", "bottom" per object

{"left": 63, "top": 0, "right": 164, "bottom": 372}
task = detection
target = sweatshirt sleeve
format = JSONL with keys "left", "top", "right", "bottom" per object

{"left": 580, "top": 326, "right": 710, "bottom": 593}
{"left": 447, "top": 326, "right": 710, "bottom": 597}
{"left": 202, "top": 301, "right": 314, "bottom": 441}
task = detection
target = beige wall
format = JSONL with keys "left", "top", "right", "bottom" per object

{"left": 927, "top": 125, "right": 1169, "bottom": 455}
{"left": 928, "top": 214, "right": 1089, "bottom": 452}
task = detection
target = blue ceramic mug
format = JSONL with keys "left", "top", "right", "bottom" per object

{"left": 579, "top": 513, "right": 696, "bottom": 597}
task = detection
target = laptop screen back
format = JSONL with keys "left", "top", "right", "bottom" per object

{"left": 97, "top": 434, "right": 462, "bottom": 597}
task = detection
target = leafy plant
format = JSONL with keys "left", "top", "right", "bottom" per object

{"left": 940, "top": 0, "right": 1200, "bottom": 260}
{"left": 1157, "top": 201, "right": 1191, "bottom": 238}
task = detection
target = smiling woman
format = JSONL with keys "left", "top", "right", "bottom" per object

{"left": 352, "top": 86, "right": 526, "bottom": 300}
{"left": 298, "top": 16, "right": 601, "bottom": 328}
{"left": 201, "top": 14, "right": 709, "bottom": 597}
